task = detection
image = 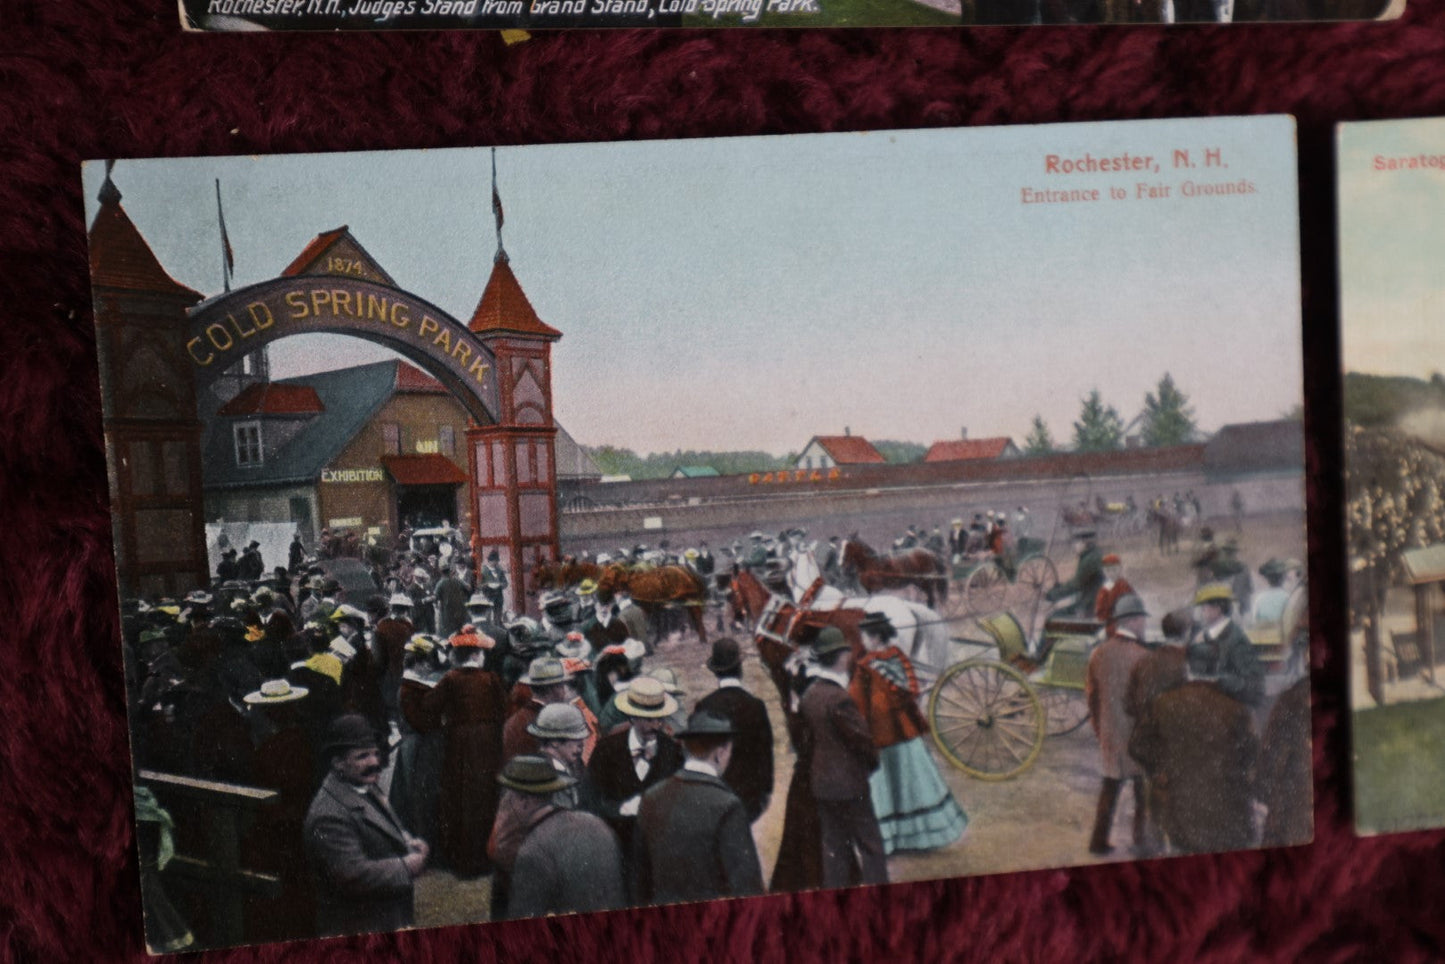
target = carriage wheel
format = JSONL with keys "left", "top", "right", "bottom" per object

{"left": 963, "top": 562, "right": 1009, "bottom": 616}
{"left": 943, "top": 571, "right": 971, "bottom": 620}
{"left": 1012, "top": 555, "right": 1059, "bottom": 640}
{"left": 1039, "top": 685, "right": 1091, "bottom": 736}
{"left": 928, "top": 659, "right": 1045, "bottom": 781}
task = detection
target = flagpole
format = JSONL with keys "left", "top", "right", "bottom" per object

{"left": 215, "top": 178, "right": 231, "bottom": 293}
{"left": 491, "top": 147, "right": 507, "bottom": 265}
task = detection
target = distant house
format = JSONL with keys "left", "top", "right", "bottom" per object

{"left": 671, "top": 465, "right": 720, "bottom": 479}
{"left": 794, "top": 432, "right": 887, "bottom": 470}
{"left": 924, "top": 437, "right": 1020, "bottom": 463}
{"left": 1203, "top": 419, "right": 1304, "bottom": 478}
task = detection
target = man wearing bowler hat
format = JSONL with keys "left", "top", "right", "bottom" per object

{"left": 303, "top": 714, "right": 428, "bottom": 938}
{"left": 801, "top": 626, "right": 888, "bottom": 888}
{"left": 637, "top": 710, "right": 764, "bottom": 904}
{"left": 491, "top": 756, "right": 625, "bottom": 920}
{"left": 695, "top": 637, "right": 774, "bottom": 822}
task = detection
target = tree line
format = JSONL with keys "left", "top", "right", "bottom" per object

{"left": 1024, "top": 372, "right": 1198, "bottom": 455}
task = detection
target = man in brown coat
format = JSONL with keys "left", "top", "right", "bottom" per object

{"left": 1084, "top": 593, "right": 1152, "bottom": 855}
{"left": 800, "top": 627, "right": 887, "bottom": 888}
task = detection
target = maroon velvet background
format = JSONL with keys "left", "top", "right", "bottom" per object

{"left": 4, "top": 3, "right": 1445, "bottom": 960}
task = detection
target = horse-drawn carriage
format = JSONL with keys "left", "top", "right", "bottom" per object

{"left": 926, "top": 611, "right": 1100, "bottom": 781}
{"left": 945, "top": 536, "right": 1059, "bottom": 628}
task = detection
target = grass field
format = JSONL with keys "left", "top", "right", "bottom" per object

{"left": 683, "top": 0, "right": 957, "bottom": 27}
{"left": 1353, "top": 698, "right": 1445, "bottom": 834}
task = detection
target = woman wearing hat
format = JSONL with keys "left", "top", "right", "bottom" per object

{"left": 404, "top": 624, "right": 507, "bottom": 877}
{"left": 849, "top": 614, "right": 967, "bottom": 855}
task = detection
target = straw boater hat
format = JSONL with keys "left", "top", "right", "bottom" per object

{"left": 614, "top": 676, "right": 679, "bottom": 719}
{"left": 497, "top": 755, "right": 576, "bottom": 795}
{"left": 243, "top": 679, "right": 309, "bottom": 705}
{"left": 576, "top": 578, "right": 599, "bottom": 598}
{"left": 1193, "top": 583, "right": 1235, "bottom": 607}
{"left": 527, "top": 702, "right": 590, "bottom": 742}
{"left": 466, "top": 590, "right": 494, "bottom": 610}
{"left": 331, "top": 604, "right": 368, "bottom": 627}
{"left": 518, "top": 656, "right": 572, "bottom": 689}
{"left": 449, "top": 625, "right": 495, "bottom": 649}
{"left": 388, "top": 593, "right": 412, "bottom": 609}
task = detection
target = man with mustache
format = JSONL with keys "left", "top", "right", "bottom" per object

{"left": 303, "top": 714, "right": 429, "bottom": 938}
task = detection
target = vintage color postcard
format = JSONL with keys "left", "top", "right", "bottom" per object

{"left": 1340, "top": 117, "right": 1445, "bottom": 836}
{"left": 88, "top": 117, "right": 1308, "bottom": 953}
{"left": 183, "top": 0, "right": 1399, "bottom": 30}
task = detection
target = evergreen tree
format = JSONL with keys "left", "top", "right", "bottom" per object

{"left": 1140, "top": 373, "right": 1197, "bottom": 447}
{"left": 1072, "top": 390, "right": 1124, "bottom": 452}
{"left": 1024, "top": 414, "right": 1054, "bottom": 455}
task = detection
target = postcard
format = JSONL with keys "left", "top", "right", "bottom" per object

{"left": 1339, "top": 117, "right": 1445, "bottom": 836}
{"left": 87, "top": 116, "right": 1308, "bottom": 952}
{"left": 182, "top": 0, "right": 1400, "bottom": 30}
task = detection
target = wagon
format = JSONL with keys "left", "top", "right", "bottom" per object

{"left": 926, "top": 609, "right": 1101, "bottom": 781}
{"left": 945, "top": 536, "right": 1059, "bottom": 635}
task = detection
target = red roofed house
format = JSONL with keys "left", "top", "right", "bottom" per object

{"left": 924, "top": 436, "right": 1021, "bottom": 463}
{"left": 794, "top": 431, "right": 887, "bottom": 471}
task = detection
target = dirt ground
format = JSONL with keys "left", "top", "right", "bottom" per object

{"left": 413, "top": 511, "right": 1307, "bottom": 929}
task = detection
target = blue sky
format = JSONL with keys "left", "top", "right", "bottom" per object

{"left": 84, "top": 117, "right": 1302, "bottom": 455}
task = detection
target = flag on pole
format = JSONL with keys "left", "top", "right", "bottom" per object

{"left": 216, "top": 179, "right": 234, "bottom": 292}
{"left": 491, "top": 148, "right": 505, "bottom": 236}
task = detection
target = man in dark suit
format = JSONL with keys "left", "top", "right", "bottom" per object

{"left": 433, "top": 562, "right": 471, "bottom": 638}
{"left": 800, "top": 627, "right": 887, "bottom": 888}
{"left": 302, "top": 714, "right": 429, "bottom": 938}
{"left": 587, "top": 676, "right": 683, "bottom": 898}
{"left": 1186, "top": 582, "right": 1265, "bottom": 706}
{"left": 695, "top": 637, "right": 774, "bottom": 822}
{"left": 637, "top": 711, "right": 764, "bottom": 904}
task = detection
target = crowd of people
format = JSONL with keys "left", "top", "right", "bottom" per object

{"left": 1345, "top": 426, "right": 1445, "bottom": 613}
{"left": 125, "top": 501, "right": 1310, "bottom": 947}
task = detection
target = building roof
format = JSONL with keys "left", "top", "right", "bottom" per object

{"left": 467, "top": 258, "right": 561, "bottom": 340}
{"left": 203, "top": 361, "right": 402, "bottom": 489}
{"left": 394, "top": 361, "right": 448, "bottom": 394}
{"left": 1203, "top": 419, "right": 1304, "bottom": 475}
{"left": 808, "top": 435, "right": 886, "bottom": 465}
{"left": 924, "top": 438, "right": 1016, "bottom": 463}
{"left": 1402, "top": 544, "right": 1445, "bottom": 585}
{"left": 282, "top": 227, "right": 349, "bottom": 276}
{"left": 88, "top": 189, "right": 201, "bottom": 299}
{"left": 382, "top": 453, "right": 469, "bottom": 486}
{"left": 672, "top": 465, "right": 720, "bottom": 478}
{"left": 216, "top": 383, "right": 325, "bottom": 417}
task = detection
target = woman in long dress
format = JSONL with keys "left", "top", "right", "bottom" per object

{"left": 850, "top": 613, "right": 967, "bottom": 854}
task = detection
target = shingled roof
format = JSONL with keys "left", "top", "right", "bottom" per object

{"left": 88, "top": 188, "right": 201, "bottom": 299}
{"left": 467, "top": 258, "right": 560, "bottom": 340}
{"left": 924, "top": 438, "right": 1018, "bottom": 463}
{"left": 1203, "top": 419, "right": 1305, "bottom": 476}
{"left": 216, "top": 383, "right": 325, "bottom": 417}
{"left": 203, "top": 361, "right": 401, "bottom": 489}
{"left": 810, "top": 435, "right": 886, "bottom": 464}
{"left": 394, "top": 361, "right": 448, "bottom": 394}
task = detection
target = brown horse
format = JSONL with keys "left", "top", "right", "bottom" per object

{"left": 728, "top": 568, "right": 866, "bottom": 714}
{"left": 597, "top": 563, "right": 709, "bottom": 644}
{"left": 839, "top": 534, "right": 947, "bottom": 609}
{"left": 533, "top": 557, "right": 602, "bottom": 592}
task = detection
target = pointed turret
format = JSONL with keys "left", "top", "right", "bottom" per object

{"left": 88, "top": 171, "right": 201, "bottom": 299}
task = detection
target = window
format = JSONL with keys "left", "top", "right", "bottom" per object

{"left": 234, "top": 422, "right": 262, "bottom": 467}
{"left": 439, "top": 424, "right": 455, "bottom": 456}
{"left": 382, "top": 423, "right": 401, "bottom": 455}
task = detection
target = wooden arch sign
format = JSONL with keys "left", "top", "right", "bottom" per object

{"left": 186, "top": 276, "right": 499, "bottom": 423}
